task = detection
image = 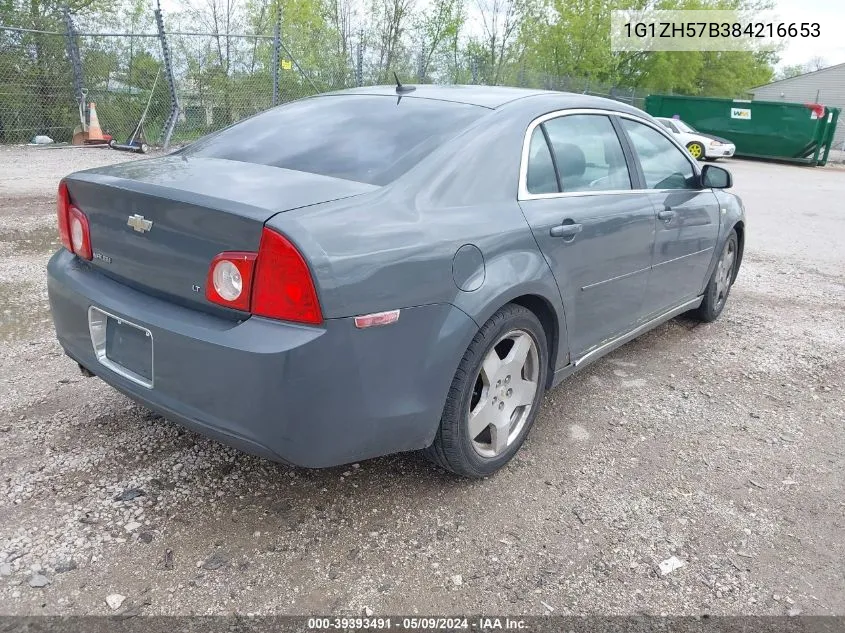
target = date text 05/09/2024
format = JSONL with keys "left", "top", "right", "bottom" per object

{"left": 306, "top": 617, "right": 528, "bottom": 630}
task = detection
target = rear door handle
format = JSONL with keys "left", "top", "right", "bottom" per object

{"left": 658, "top": 209, "right": 675, "bottom": 222}
{"left": 550, "top": 222, "right": 582, "bottom": 238}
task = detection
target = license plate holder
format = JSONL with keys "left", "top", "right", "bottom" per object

{"left": 88, "top": 307, "right": 154, "bottom": 388}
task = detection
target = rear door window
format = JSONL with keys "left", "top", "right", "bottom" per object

{"left": 182, "top": 95, "right": 485, "bottom": 186}
{"left": 541, "top": 114, "right": 632, "bottom": 192}
{"left": 525, "top": 128, "right": 559, "bottom": 194}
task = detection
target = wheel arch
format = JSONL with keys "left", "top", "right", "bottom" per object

{"left": 455, "top": 284, "right": 567, "bottom": 391}
{"left": 731, "top": 219, "right": 745, "bottom": 283}
{"left": 509, "top": 294, "right": 560, "bottom": 389}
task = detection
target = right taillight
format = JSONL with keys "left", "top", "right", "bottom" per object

{"left": 205, "top": 228, "right": 322, "bottom": 325}
{"left": 252, "top": 228, "right": 322, "bottom": 324}
{"left": 56, "top": 181, "right": 92, "bottom": 260}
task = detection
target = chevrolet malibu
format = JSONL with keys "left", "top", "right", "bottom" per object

{"left": 48, "top": 85, "right": 745, "bottom": 478}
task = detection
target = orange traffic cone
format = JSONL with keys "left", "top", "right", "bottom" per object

{"left": 87, "top": 102, "right": 104, "bottom": 141}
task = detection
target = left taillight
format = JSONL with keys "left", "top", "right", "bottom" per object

{"left": 56, "top": 181, "right": 92, "bottom": 260}
{"left": 56, "top": 181, "right": 73, "bottom": 252}
{"left": 205, "top": 252, "right": 257, "bottom": 312}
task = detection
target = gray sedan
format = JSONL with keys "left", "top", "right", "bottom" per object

{"left": 47, "top": 85, "right": 745, "bottom": 477}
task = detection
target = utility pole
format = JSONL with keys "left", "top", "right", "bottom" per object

{"left": 272, "top": 3, "right": 282, "bottom": 105}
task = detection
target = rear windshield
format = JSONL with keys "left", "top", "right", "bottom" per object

{"left": 181, "top": 95, "right": 485, "bottom": 185}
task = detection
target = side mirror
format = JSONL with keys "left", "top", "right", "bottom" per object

{"left": 701, "top": 164, "right": 732, "bottom": 189}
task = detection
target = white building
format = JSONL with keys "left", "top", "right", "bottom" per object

{"left": 749, "top": 62, "right": 845, "bottom": 150}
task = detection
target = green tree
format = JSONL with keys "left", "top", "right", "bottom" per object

{"left": 413, "top": 0, "right": 463, "bottom": 81}
{"left": 513, "top": 0, "right": 775, "bottom": 98}
{"left": 473, "top": 0, "right": 524, "bottom": 84}
{"left": 777, "top": 64, "right": 804, "bottom": 80}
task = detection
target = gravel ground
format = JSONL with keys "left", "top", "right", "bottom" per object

{"left": 0, "top": 145, "right": 843, "bottom": 617}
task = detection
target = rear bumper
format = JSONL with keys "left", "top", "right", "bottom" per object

{"left": 47, "top": 250, "right": 475, "bottom": 467}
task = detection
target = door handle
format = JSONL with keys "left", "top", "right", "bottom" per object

{"left": 657, "top": 208, "right": 675, "bottom": 222}
{"left": 550, "top": 222, "right": 583, "bottom": 238}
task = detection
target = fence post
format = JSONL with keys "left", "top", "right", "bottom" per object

{"left": 155, "top": 4, "right": 179, "bottom": 150}
{"left": 417, "top": 43, "right": 425, "bottom": 83}
{"left": 62, "top": 8, "right": 84, "bottom": 105}
{"left": 470, "top": 56, "right": 478, "bottom": 84}
{"left": 356, "top": 30, "right": 364, "bottom": 87}
{"left": 272, "top": 5, "right": 281, "bottom": 105}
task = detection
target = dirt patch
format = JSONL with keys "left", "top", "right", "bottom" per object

{"left": 0, "top": 225, "right": 61, "bottom": 255}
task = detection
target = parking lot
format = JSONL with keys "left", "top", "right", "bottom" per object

{"left": 0, "top": 145, "right": 843, "bottom": 616}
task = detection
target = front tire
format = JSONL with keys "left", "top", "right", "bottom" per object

{"left": 424, "top": 304, "right": 549, "bottom": 478}
{"left": 695, "top": 230, "right": 738, "bottom": 322}
{"left": 687, "top": 141, "right": 705, "bottom": 161}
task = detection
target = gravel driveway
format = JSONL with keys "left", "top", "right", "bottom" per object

{"left": 0, "top": 145, "right": 843, "bottom": 617}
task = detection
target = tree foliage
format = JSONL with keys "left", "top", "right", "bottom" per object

{"left": 1, "top": 0, "right": 782, "bottom": 142}
{"left": 776, "top": 56, "right": 829, "bottom": 80}
{"left": 514, "top": 0, "right": 775, "bottom": 96}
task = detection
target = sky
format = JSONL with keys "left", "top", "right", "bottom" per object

{"left": 769, "top": 0, "right": 845, "bottom": 68}
{"left": 158, "top": 0, "right": 845, "bottom": 70}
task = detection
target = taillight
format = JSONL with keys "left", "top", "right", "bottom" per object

{"left": 252, "top": 228, "right": 322, "bottom": 324}
{"left": 205, "top": 252, "right": 256, "bottom": 312}
{"left": 56, "top": 181, "right": 72, "bottom": 252}
{"left": 56, "top": 181, "right": 92, "bottom": 260}
{"left": 204, "top": 228, "right": 322, "bottom": 324}
{"left": 68, "top": 206, "right": 92, "bottom": 260}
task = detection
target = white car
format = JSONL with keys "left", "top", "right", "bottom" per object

{"left": 655, "top": 117, "right": 736, "bottom": 161}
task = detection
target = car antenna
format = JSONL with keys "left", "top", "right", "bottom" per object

{"left": 394, "top": 72, "right": 416, "bottom": 94}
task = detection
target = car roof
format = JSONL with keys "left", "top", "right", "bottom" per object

{"left": 323, "top": 84, "right": 638, "bottom": 111}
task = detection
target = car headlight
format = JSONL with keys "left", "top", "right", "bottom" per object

{"left": 709, "top": 140, "right": 723, "bottom": 147}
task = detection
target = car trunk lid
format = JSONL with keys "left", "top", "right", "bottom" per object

{"left": 65, "top": 156, "right": 377, "bottom": 315}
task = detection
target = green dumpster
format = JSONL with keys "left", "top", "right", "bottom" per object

{"left": 644, "top": 94, "right": 840, "bottom": 166}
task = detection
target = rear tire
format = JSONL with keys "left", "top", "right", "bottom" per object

{"left": 424, "top": 304, "right": 549, "bottom": 478}
{"left": 695, "top": 230, "right": 738, "bottom": 322}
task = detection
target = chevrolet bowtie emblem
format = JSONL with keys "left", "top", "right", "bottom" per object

{"left": 127, "top": 214, "right": 153, "bottom": 233}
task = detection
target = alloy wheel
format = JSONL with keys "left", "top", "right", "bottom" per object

{"left": 714, "top": 238, "right": 736, "bottom": 309}
{"left": 467, "top": 329, "right": 540, "bottom": 458}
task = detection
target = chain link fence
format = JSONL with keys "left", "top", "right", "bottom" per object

{"left": 1, "top": 12, "right": 646, "bottom": 147}
{"left": 0, "top": 27, "right": 75, "bottom": 143}
{"left": 76, "top": 32, "right": 171, "bottom": 145}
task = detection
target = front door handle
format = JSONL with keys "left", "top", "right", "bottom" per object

{"left": 550, "top": 222, "right": 583, "bottom": 238}
{"left": 657, "top": 208, "right": 675, "bottom": 222}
